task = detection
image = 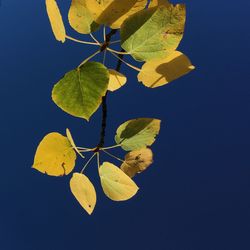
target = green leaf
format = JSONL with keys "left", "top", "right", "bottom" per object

{"left": 70, "top": 173, "right": 96, "bottom": 215}
{"left": 115, "top": 118, "right": 161, "bottom": 151}
{"left": 121, "top": 4, "right": 186, "bottom": 61}
{"left": 99, "top": 162, "right": 139, "bottom": 201}
{"left": 52, "top": 62, "right": 109, "bottom": 121}
{"left": 68, "top": 0, "right": 99, "bottom": 34}
{"left": 120, "top": 148, "right": 153, "bottom": 178}
{"left": 138, "top": 51, "right": 195, "bottom": 88}
{"left": 45, "top": 0, "right": 66, "bottom": 42}
{"left": 84, "top": 0, "right": 147, "bottom": 29}
{"left": 32, "top": 132, "right": 76, "bottom": 176}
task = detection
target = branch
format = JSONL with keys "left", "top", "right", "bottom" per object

{"left": 95, "top": 29, "right": 125, "bottom": 152}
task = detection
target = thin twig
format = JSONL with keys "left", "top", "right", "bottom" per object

{"left": 90, "top": 33, "right": 100, "bottom": 45}
{"left": 107, "top": 48, "right": 130, "bottom": 55}
{"left": 66, "top": 35, "right": 99, "bottom": 46}
{"left": 80, "top": 153, "right": 97, "bottom": 173}
{"left": 109, "top": 51, "right": 141, "bottom": 72}
{"left": 78, "top": 50, "right": 100, "bottom": 68}
{"left": 101, "top": 149, "right": 124, "bottom": 163}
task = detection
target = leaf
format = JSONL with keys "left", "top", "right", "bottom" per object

{"left": 99, "top": 162, "right": 139, "bottom": 201}
{"left": 70, "top": 173, "right": 96, "bottom": 215}
{"left": 68, "top": 0, "right": 99, "bottom": 34}
{"left": 149, "top": 0, "right": 171, "bottom": 8}
{"left": 108, "top": 69, "right": 127, "bottom": 92}
{"left": 138, "top": 51, "right": 195, "bottom": 88}
{"left": 52, "top": 62, "right": 109, "bottom": 121}
{"left": 33, "top": 133, "right": 76, "bottom": 176}
{"left": 121, "top": 4, "right": 186, "bottom": 61}
{"left": 115, "top": 118, "right": 161, "bottom": 151}
{"left": 66, "top": 128, "right": 85, "bottom": 158}
{"left": 121, "top": 148, "right": 153, "bottom": 178}
{"left": 84, "top": 0, "right": 147, "bottom": 29}
{"left": 45, "top": 0, "right": 66, "bottom": 42}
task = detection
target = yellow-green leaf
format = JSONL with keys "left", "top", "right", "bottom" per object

{"left": 70, "top": 173, "right": 96, "bottom": 215}
{"left": 115, "top": 118, "right": 161, "bottom": 151}
{"left": 121, "top": 5, "right": 186, "bottom": 61}
{"left": 68, "top": 0, "right": 99, "bottom": 34}
{"left": 45, "top": 0, "right": 66, "bottom": 42}
{"left": 33, "top": 133, "right": 76, "bottom": 176}
{"left": 121, "top": 148, "right": 153, "bottom": 178}
{"left": 99, "top": 162, "right": 139, "bottom": 201}
{"left": 108, "top": 69, "right": 127, "bottom": 92}
{"left": 85, "top": 0, "right": 147, "bottom": 29}
{"left": 138, "top": 51, "right": 195, "bottom": 88}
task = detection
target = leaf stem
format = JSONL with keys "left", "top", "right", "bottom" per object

{"left": 78, "top": 50, "right": 100, "bottom": 68}
{"left": 66, "top": 35, "right": 99, "bottom": 46}
{"left": 109, "top": 51, "right": 141, "bottom": 72}
{"left": 80, "top": 153, "right": 97, "bottom": 173}
{"left": 107, "top": 48, "right": 130, "bottom": 55}
{"left": 89, "top": 33, "right": 100, "bottom": 45}
{"left": 109, "top": 40, "right": 121, "bottom": 45}
{"left": 101, "top": 144, "right": 121, "bottom": 150}
{"left": 101, "top": 149, "right": 124, "bottom": 163}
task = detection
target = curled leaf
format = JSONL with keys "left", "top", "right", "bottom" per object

{"left": 66, "top": 128, "right": 85, "bottom": 158}
{"left": 45, "top": 0, "right": 66, "bottom": 42}
{"left": 33, "top": 132, "right": 76, "bottom": 176}
{"left": 52, "top": 62, "right": 109, "bottom": 121}
{"left": 108, "top": 69, "right": 127, "bottom": 92}
{"left": 115, "top": 118, "right": 161, "bottom": 151}
{"left": 70, "top": 173, "right": 96, "bottom": 215}
{"left": 138, "top": 51, "right": 195, "bottom": 88}
{"left": 121, "top": 148, "right": 153, "bottom": 178}
{"left": 68, "top": 0, "right": 99, "bottom": 34}
{"left": 99, "top": 162, "right": 139, "bottom": 201}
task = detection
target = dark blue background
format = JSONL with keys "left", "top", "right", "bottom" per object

{"left": 1, "top": 1, "right": 250, "bottom": 249}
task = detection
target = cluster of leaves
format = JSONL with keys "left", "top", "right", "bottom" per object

{"left": 33, "top": 0, "right": 195, "bottom": 215}
{"left": 33, "top": 118, "right": 160, "bottom": 214}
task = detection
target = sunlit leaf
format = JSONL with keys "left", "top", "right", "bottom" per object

{"left": 121, "top": 148, "right": 153, "bottom": 178}
{"left": 33, "top": 133, "right": 76, "bottom": 176}
{"left": 52, "top": 62, "right": 109, "bottom": 121}
{"left": 108, "top": 69, "right": 127, "bottom": 92}
{"left": 68, "top": 0, "right": 99, "bottom": 34}
{"left": 99, "top": 162, "right": 139, "bottom": 201}
{"left": 149, "top": 0, "right": 171, "bottom": 8}
{"left": 70, "top": 173, "right": 96, "bottom": 215}
{"left": 85, "top": 0, "right": 147, "bottom": 29}
{"left": 45, "top": 0, "right": 66, "bottom": 42}
{"left": 115, "top": 118, "right": 161, "bottom": 151}
{"left": 121, "top": 5, "right": 186, "bottom": 61}
{"left": 138, "top": 51, "right": 195, "bottom": 88}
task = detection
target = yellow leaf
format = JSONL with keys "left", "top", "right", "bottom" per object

{"left": 32, "top": 133, "right": 76, "bottom": 176}
{"left": 68, "top": 0, "right": 99, "bottom": 34}
{"left": 149, "top": 0, "right": 171, "bottom": 8}
{"left": 70, "top": 173, "right": 96, "bottom": 215}
{"left": 66, "top": 128, "right": 85, "bottom": 159}
{"left": 121, "top": 148, "right": 153, "bottom": 178}
{"left": 99, "top": 162, "right": 139, "bottom": 201}
{"left": 45, "top": 0, "right": 66, "bottom": 42}
{"left": 138, "top": 51, "right": 195, "bottom": 88}
{"left": 85, "top": 0, "right": 147, "bottom": 29}
{"left": 108, "top": 69, "right": 127, "bottom": 92}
